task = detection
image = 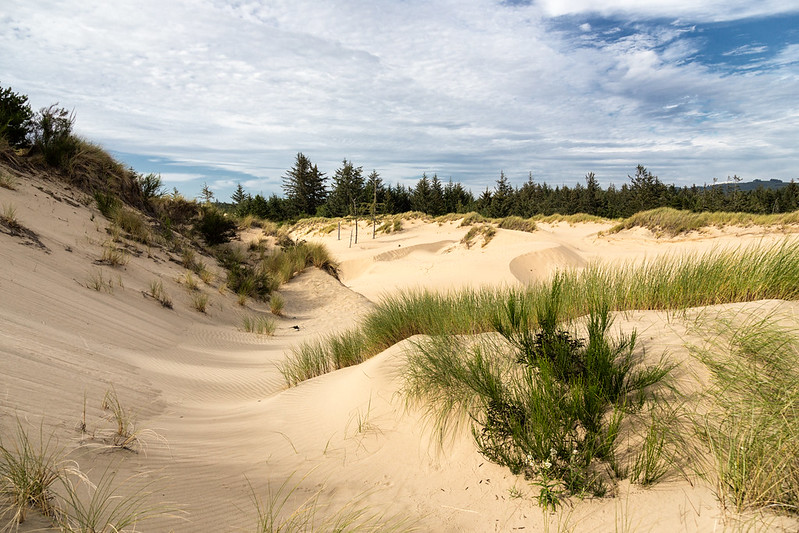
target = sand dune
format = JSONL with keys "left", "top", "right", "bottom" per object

{"left": 2, "top": 171, "right": 799, "bottom": 531}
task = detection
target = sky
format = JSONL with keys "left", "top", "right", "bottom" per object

{"left": 2, "top": 1, "right": 798, "bottom": 201}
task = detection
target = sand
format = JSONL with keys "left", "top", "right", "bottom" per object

{"left": 2, "top": 170, "right": 798, "bottom": 532}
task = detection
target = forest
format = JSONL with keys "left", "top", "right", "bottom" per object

{"left": 230, "top": 153, "right": 799, "bottom": 222}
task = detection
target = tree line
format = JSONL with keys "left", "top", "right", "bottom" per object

{"left": 230, "top": 153, "right": 799, "bottom": 221}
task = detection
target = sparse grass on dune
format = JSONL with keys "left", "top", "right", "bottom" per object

{"left": 56, "top": 467, "right": 169, "bottom": 533}
{"left": 0, "top": 172, "right": 16, "bottom": 190}
{"left": 281, "top": 240, "right": 799, "bottom": 387}
{"left": 241, "top": 314, "right": 276, "bottom": 336}
{"left": 609, "top": 207, "right": 799, "bottom": 237}
{"left": 461, "top": 224, "right": 496, "bottom": 248}
{"left": 251, "top": 473, "right": 415, "bottom": 532}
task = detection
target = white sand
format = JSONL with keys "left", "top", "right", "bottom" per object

{"left": 2, "top": 170, "right": 798, "bottom": 531}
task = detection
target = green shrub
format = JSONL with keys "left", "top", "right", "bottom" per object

{"left": 135, "top": 172, "right": 164, "bottom": 200}
{"left": 195, "top": 206, "right": 237, "bottom": 245}
{"left": 405, "top": 287, "right": 673, "bottom": 504}
{"left": 0, "top": 84, "right": 33, "bottom": 148}
{"left": 95, "top": 191, "right": 122, "bottom": 219}
{"left": 31, "top": 105, "right": 79, "bottom": 168}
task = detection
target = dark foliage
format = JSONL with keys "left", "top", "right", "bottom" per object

{"left": 195, "top": 206, "right": 237, "bottom": 245}
{"left": 0, "top": 84, "right": 34, "bottom": 148}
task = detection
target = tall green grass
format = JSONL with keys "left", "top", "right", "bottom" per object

{"left": 691, "top": 312, "right": 799, "bottom": 515}
{"left": 281, "top": 240, "right": 799, "bottom": 387}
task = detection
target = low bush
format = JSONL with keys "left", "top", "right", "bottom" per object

{"left": 0, "top": 84, "right": 34, "bottom": 149}
{"left": 404, "top": 284, "right": 672, "bottom": 505}
{"left": 195, "top": 206, "right": 237, "bottom": 245}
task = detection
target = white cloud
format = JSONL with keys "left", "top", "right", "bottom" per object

{"left": 1, "top": 0, "right": 798, "bottom": 197}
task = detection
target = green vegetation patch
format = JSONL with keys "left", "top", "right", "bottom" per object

{"left": 610, "top": 207, "right": 799, "bottom": 237}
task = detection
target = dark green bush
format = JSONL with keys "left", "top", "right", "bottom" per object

{"left": 0, "top": 84, "right": 33, "bottom": 148}
{"left": 31, "top": 105, "right": 79, "bottom": 168}
{"left": 195, "top": 206, "right": 236, "bottom": 245}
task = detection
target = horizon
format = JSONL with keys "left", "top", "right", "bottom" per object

{"left": 3, "top": 1, "right": 798, "bottom": 201}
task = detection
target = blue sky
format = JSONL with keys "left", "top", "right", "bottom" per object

{"left": 2, "top": 1, "right": 798, "bottom": 201}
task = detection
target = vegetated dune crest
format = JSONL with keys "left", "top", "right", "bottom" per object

{"left": 2, "top": 170, "right": 799, "bottom": 532}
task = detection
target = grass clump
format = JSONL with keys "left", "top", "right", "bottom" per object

{"left": 0, "top": 172, "right": 17, "bottom": 190}
{"left": 146, "top": 279, "right": 172, "bottom": 309}
{"left": 498, "top": 215, "right": 537, "bottom": 233}
{"left": 84, "top": 269, "right": 116, "bottom": 293}
{"left": 56, "top": 468, "right": 168, "bottom": 533}
{"left": 101, "top": 388, "right": 143, "bottom": 451}
{"left": 0, "top": 418, "right": 63, "bottom": 527}
{"left": 461, "top": 224, "right": 496, "bottom": 248}
{"left": 692, "top": 312, "right": 799, "bottom": 514}
{"left": 263, "top": 241, "right": 339, "bottom": 284}
{"left": 458, "top": 212, "right": 489, "bottom": 227}
{"left": 279, "top": 330, "right": 367, "bottom": 387}
{"left": 191, "top": 292, "right": 209, "bottom": 313}
{"left": 99, "top": 242, "right": 127, "bottom": 267}
{"left": 270, "top": 293, "right": 284, "bottom": 316}
{"left": 242, "top": 314, "right": 276, "bottom": 336}
{"left": 0, "top": 203, "right": 19, "bottom": 230}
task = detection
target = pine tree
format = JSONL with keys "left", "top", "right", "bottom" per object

{"left": 231, "top": 183, "right": 248, "bottom": 204}
{"left": 199, "top": 182, "right": 215, "bottom": 204}
{"left": 411, "top": 173, "right": 432, "bottom": 214}
{"left": 283, "top": 153, "right": 327, "bottom": 216}
{"left": 490, "top": 171, "right": 515, "bottom": 217}
{"left": 326, "top": 159, "right": 364, "bottom": 217}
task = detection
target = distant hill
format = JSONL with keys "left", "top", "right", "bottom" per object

{"left": 709, "top": 179, "right": 794, "bottom": 192}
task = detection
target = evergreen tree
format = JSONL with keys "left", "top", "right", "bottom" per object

{"left": 282, "top": 153, "right": 327, "bottom": 216}
{"left": 443, "top": 179, "right": 474, "bottom": 214}
{"left": 429, "top": 174, "right": 446, "bottom": 216}
{"left": 326, "top": 159, "right": 364, "bottom": 216}
{"left": 385, "top": 183, "right": 412, "bottom": 214}
{"left": 490, "top": 171, "right": 515, "bottom": 217}
{"left": 231, "top": 183, "right": 248, "bottom": 204}
{"left": 363, "top": 170, "right": 384, "bottom": 217}
{"left": 199, "top": 182, "right": 215, "bottom": 204}
{"left": 411, "top": 173, "right": 432, "bottom": 214}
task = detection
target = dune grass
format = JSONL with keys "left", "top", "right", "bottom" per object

{"left": 146, "top": 279, "right": 172, "bottom": 309}
{"left": 56, "top": 467, "right": 168, "bottom": 533}
{"left": 270, "top": 293, "right": 284, "bottom": 316}
{"left": 609, "top": 207, "right": 799, "bottom": 237}
{"left": 0, "top": 418, "right": 64, "bottom": 527}
{"left": 251, "top": 473, "right": 414, "bottom": 532}
{"left": 498, "top": 215, "right": 537, "bottom": 233}
{"left": 242, "top": 314, "right": 276, "bottom": 336}
{"left": 280, "top": 240, "right": 799, "bottom": 387}
{"left": 191, "top": 292, "right": 209, "bottom": 313}
{"left": 461, "top": 224, "right": 496, "bottom": 248}
{"left": 691, "top": 312, "right": 799, "bottom": 515}
{"left": 0, "top": 172, "right": 16, "bottom": 190}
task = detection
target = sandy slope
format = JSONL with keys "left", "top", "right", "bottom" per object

{"left": 2, "top": 171, "right": 798, "bottom": 532}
